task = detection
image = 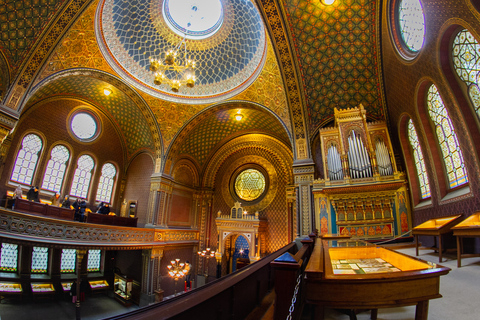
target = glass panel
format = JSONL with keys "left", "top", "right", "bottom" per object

{"left": 70, "top": 155, "right": 95, "bottom": 198}
{"left": 235, "top": 168, "right": 266, "bottom": 201}
{"left": 61, "top": 249, "right": 76, "bottom": 273}
{"left": 10, "top": 134, "right": 42, "bottom": 185}
{"left": 42, "top": 145, "right": 70, "bottom": 192}
{"left": 407, "top": 120, "right": 431, "bottom": 198}
{"left": 95, "top": 163, "right": 117, "bottom": 203}
{"left": 427, "top": 85, "right": 469, "bottom": 188}
{"left": 71, "top": 113, "right": 97, "bottom": 140}
{"left": 87, "top": 250, "right": 101, "bottom": 272}
{"left": 398, "top": 0, "right": 425, "bottom": 52}
{"left": 31, "top": 247, "right": 48, "bottom": 273}
{"left": 0, "top": 243, "right": 18, "bottom": 272}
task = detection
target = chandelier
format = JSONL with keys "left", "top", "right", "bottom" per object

{"left": 149, "top": 10, "right": 197, "bottom": 92}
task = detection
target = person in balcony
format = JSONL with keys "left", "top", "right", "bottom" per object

{"left": 12, "top": 185, "right": 23, "bottom": 210}
{"left": 26, "top": 186, "right": 35, "bottom": 201}
{"left": 61, "top": 195, "right": 71, "bottom": 208}
{"left": 32, "top": 186, "right": 40, "bottom": 202}
{"left": 50, "top": 192, "right": 60, "bottom": 206}
{"left": 98, "top": 203, "right": 111, "bottom": 215}
{"left": 72, "top": 198, "right": 81, "bottom": 221}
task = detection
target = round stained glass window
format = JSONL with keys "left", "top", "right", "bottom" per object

{"left": 163, "top": 0, "right": 223, "bottom": 40}
{"left": 392, "top": 0, "right": 425, "bottom": 59}
{"left": 71, "top": 113, "right": 98, "bottom": 141}
{"left": 235, "top": 169, "right": 266, "bottom": 202}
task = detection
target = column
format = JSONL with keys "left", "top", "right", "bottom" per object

{"left": 139, "top": 248, "right": 163, "bottom": 306}
{"left": 75, "top": 249, "right": 87, "bottom": 320}
{"left": 293, "top": 163, "right": 315, "bottom": 237}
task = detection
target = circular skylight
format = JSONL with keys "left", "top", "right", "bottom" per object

{"left": 163, "top": 0, "right": 223, "bottom": 40}
{"left": 397, "top": 0, "right": 425, "bottom": 52}
{"left": 71, "top": 113, "right": 98, "bottom": 140}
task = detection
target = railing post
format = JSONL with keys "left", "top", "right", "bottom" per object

{"left": 270, "top": 252, "right": 301, "bottom": 320}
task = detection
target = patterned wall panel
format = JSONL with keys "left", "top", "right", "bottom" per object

{"left": 282, "top": 0, "right": 385, "bottom": 134}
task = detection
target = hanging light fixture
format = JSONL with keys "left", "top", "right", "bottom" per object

{"left": 150, "top": 7, "right": 198, "bottom": 93}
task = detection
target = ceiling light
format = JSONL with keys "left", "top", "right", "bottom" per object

{"left": 322, "top": 0, "right": 336, "bottom": 5}
{"left": 235, "top": 113, "right": 243, "bottom": 121}
{"left": 103, "top": 88, "right": 112, "bottom": 96}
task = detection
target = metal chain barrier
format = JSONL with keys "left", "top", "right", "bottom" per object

{"left": 286, "top": 272, "right": 303, "bottom": 320}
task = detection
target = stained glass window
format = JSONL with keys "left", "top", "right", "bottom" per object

{"left": 397, "top": 0, "right": 425, "bottom": 52}
{"left": 61, "top": 249, "right": 76, "bottom": 273}
{"left": 70, "top": 155, "right": 94, "bottom": 198}
{"left": 96, "top": 163, "right": 117, "bottom": 203}
{"left": 407, "top": 120, "right": 431, "bottom": 198}
{"left": 10, "top": 133, "right": 43, "bottom": 185}
{"left": 31, "top": 247, "right": 48, "bottom": 273}
{"left": 427, "top": 85, "right": 469, "bottom": 188}
{"left": 71, "top": 112, "right": 97, "bottom": 140}
{"left": 235, "top": 169, "right": 266, "bottom": 201}
{"left": 0, "top": 243, "right": 18, "bottom": 272}
{"left": 87, "top": 250, "right": 101, "bottom": 272}
{"left": 42, "top": 145, "right": 70, "bottom": 192}
{"left": 452, "top": 29, "right": 480, "bottom": 118}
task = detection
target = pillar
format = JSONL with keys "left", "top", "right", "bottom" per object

{"left": 139, "top": 248, "right": 163, "bottom": 306}
{"left": 293, "top": 163, "right": 315, "bottom": 237}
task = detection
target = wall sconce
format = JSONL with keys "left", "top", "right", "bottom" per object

{"left": 103, "top": 88, "right": 112, "bottom": 96}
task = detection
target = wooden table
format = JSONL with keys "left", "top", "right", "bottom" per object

{"left": 412, "top": 214, "right": 463, "bottom": 262}
{"left": 452, "top": 212, "right": 480, "bottom": 267}
{"left": 305, "top": 239, "right": 450, "bottom": 320}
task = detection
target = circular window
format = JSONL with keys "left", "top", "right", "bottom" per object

{"left": 70, "top": 112, "right": 99, "bottom": 142}
{"left": 391, "top": 0, "right": 425, "bottom": 59}
{"left": 163, "top": 0, "right": 223, "bottom": 40}
{"left": 234, "top": 169, "right": 266, "bottom": 202}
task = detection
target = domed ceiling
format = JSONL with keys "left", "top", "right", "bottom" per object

{"left": 96, "top": 0, "right": 267, "bottom": 104}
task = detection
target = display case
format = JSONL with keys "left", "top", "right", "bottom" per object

{"left": 412, "top": 214, "right": 463, "bottom": 262}
{"left": 114, "top": 273, "right": 132, "bottom": 306}
{"left": 305, "top": 239, "right": 450, "bottom": 320}
{"left": 61, "top": 281, "right": 73, "bottom": 292}
{"left": 89, "top": 279, "right": 109, "bottom": 292}
{"left": 452, "top": 211, "right": 480, "bottom": 267}
{"left": 0, "top": 282, "right": 23, "bottom": 302}
{"left": 31, "top": 282, "right": 55, "bottom": 300}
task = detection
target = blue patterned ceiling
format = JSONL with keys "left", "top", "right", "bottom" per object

{"left": 97, "top": 0, "right": 266, "bottom": 104}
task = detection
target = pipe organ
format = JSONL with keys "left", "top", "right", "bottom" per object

{"left": 313, "top": 105, "right": 411, "bottom": 240}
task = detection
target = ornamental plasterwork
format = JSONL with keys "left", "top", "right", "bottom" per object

{"left": 223, "top": 231, "right": 231, "bottom": 240}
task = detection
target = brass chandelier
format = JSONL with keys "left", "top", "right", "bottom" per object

{"left": 149, "top": 24, "right": 196, "bottom": 92}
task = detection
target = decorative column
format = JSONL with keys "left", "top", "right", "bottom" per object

{"left": 75, "top": 249, "right": 87, "bottom": 320}
{"left": 140, "top": 248, "right": 163, "bottom": 306}
{"left": 286, "top": 186, "right": 297, "bottom": 240}
{"left": 293, "top": 163, "right": 315, "bottom": 237}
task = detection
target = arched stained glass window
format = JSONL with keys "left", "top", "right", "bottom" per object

{"left": 397, "top": 0, "right": 425, "bottom": 52}
{"left": 70, "top": 155, "right": 94, "bottom": 198}
{"left": 42, "top": 145, "right": 70, "bottom": 192}
{"left": 407, "top": 120, "right": 431, "bottom": 198}
{"left": 10, "top": 133, "right": 42, "bottom": 185}
{"left": 452, "top": 29, "right": 480, "bottom": 118}
{"left": 31, "top": 247, "right": 48, "bottom": 273}
{"left": 427, "top": 85, "right": 469, "bottom": 188}
{"left": 61, "top": 249, "right": 76, "bottom": 273}
{"left": 0, "top": 243, "right": 18, "bottom": 272}
{"left": 234, "top": 169, "right": 266, "bottom": 201}
{"left": 87, "top": 249, "right": 101, "bottom": 272}
{"left": 95, "top": 163, "right": 116, "bottom": 203}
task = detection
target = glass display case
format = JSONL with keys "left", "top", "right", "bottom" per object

{"left": 305, "top": 239, "right": 450, "bottom": 320}
{"left": 89, "top": 279, "right": 109, "bottom": 292}
{"left": 31, "top": 282, "right": 55, "bottom": 299}
{"left": 114, "top": 273, "right": 132, "bottom": 306}
{"left": 0, "top": 282, "right": 22, "bottom": 302}
{"left": 452, "top": 211, "right": 480, "bottom": 267}
{"left": 412, "top": 214, "right": 463, "bottom": 262}
{"left": 61, "top": 281, "right": 73, "bottom": 292}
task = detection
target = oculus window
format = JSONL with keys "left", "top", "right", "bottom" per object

{"left": 234, "top": 168, "right": 266, "bottom": 202}
{"left": 391, "top": 0, "right": 425, "bottom": 59}
{"left": 70, "top": 112, "right": 99, "bottom": 142}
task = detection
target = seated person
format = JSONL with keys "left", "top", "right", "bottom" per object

{"left": 50, "top": 192, "right": 60, "bottom": 206}
{"left": 98, "top": 203, "right": 110, "bottom": 215}
{"left": 61, "top": 195, "right": 71, "bottom": 208}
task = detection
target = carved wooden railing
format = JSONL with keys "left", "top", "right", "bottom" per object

{"left": 103, "top": 242, "right": 305, "bottom": 320}
{"left": 0, "top": 208, "right": 198, "bottom": 248}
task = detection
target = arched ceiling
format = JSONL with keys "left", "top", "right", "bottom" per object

{"left": 280, "top": 0, "right": 385, "bottom": 133}
{"left": 0, "top": 0, "right": 387, "bottom": 164}
{"left": 167, "top": 102, "right": 291, "bottom": 170}
{"left": 26, "top": 73, "right": 156, "bottom": 157}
